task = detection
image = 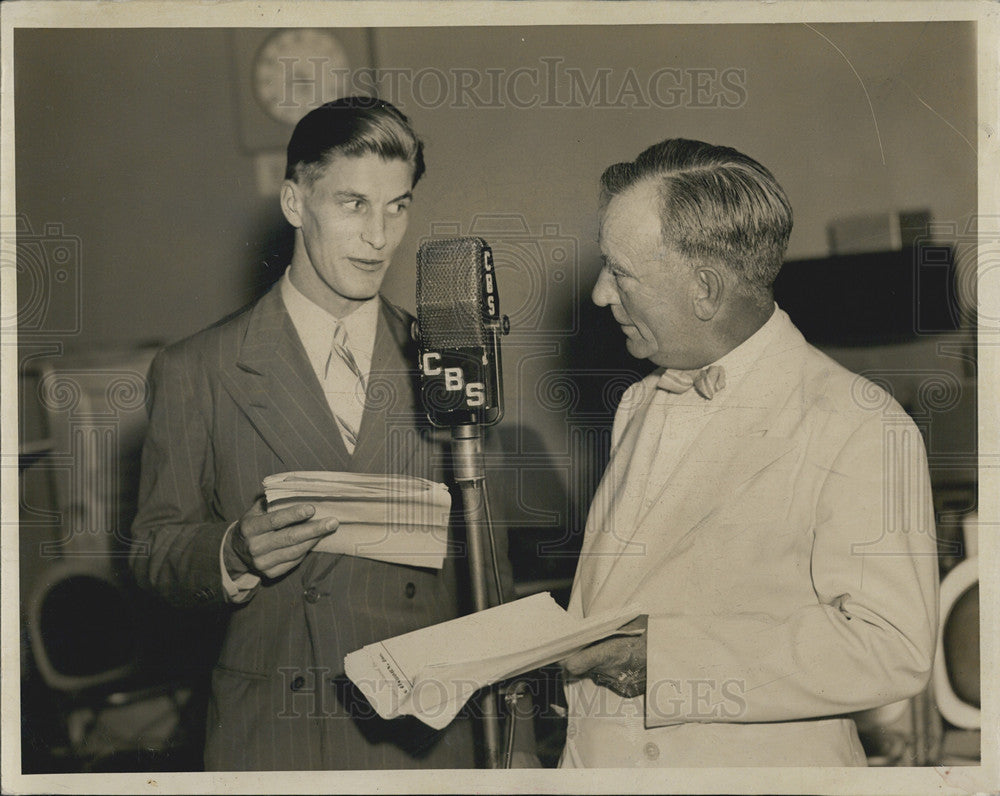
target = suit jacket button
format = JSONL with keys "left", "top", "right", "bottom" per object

{"left": 291, "top": 675, "right": 306, "bottom": 691}
{"left": 644, "top": 742, "right": 660, "bottom": 761}
{"left": 304, "top": 587, "right": 320, "bottom": 603}
{"left": 404, "top": 582, "right": 416, "bottom": 599}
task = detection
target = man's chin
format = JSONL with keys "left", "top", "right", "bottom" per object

{"left": 340, "top": 272, "right": 387, "bottom": 302}
{"left": 346, "top": 290, "right": 380, "bottom": 301}
{"left": 624, "top": 337, "right": 654, "bottom": 361}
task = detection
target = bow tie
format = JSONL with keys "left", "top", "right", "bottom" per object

{"left": 657, "top": 365, "right": 726, "bottom": 400}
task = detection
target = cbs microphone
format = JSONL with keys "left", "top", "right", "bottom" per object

{"left": 414, "top": 237, "right": 509, "bottom": 427}
{"left": 413, "top": 236, "right": 510, "bottom": 768}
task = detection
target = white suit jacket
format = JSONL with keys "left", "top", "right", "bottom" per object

{"left": 561, "top": 308, "right": 938, "bottom": 768}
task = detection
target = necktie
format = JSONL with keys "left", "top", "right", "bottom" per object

{"left": 325, "top": 322, "right": 367, "bottom": 389}
{"left": 325, "top": 321, "right": 367, "bottom": 450}
{"left": 657, "top": 364, "right": 726, "bottom": 400}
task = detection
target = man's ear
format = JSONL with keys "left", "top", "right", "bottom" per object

{"left": 693, "top": 266, "right": 724, "bottom": 321}
{"left": 280, "top": 180, "right": 304, "bottom": 229}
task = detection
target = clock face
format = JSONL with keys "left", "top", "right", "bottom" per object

{"left": 253, "top": 29, "right": 350, "bottom": 125}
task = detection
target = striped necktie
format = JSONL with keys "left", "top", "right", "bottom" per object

{"left": 325, "top": 321, "right": 367, "bottom": 450}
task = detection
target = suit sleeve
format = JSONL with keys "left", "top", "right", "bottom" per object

{"left": 644, "top": 413, "right": 939, "bottom": 726}
{"left": 129, "top": 346, "right": 236, "bottom": 608}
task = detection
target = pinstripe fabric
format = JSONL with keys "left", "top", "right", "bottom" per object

{"left": 131, "top": 285, "right": 483, "bottom": 770}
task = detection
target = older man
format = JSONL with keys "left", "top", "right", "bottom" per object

{"left": 560, "top": 139, "right": 938, "bottom": 767}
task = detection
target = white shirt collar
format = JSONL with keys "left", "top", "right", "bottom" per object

{"left": 279, "top": 271, "right": 380, "bottom": 378}
{"left": 707, "top": 302, "right": 787, "bottom": 392}
{"left": 652, "top": 303, "right": 789, "bottom": 401}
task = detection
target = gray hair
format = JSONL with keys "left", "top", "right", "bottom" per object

{"left": 600, "top": 138, "right": 792, "bottom": 298}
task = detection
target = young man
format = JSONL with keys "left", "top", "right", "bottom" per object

{"left": 130, "top": 98, "right": 480, "bottom": 770}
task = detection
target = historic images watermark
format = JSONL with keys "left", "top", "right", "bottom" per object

{"left": 844, "top": 215, "right": 986, "bottom": 556}
{"left": 413, "top": 214, "right": 644, "bottom": 563}
{"left": 270, "top": 59, "right": 748, "bottom": 113}
{"left": 5, "top": 213, "right": 158, "bottom": 559}
{"left": 420, "top": 215, "right": 581, "bottom": 337}
{"left": 15, "top": 362, "right": 152, "bottom": 559}
{"left": 2, "top": 214, "right": 83, "bottom": 337}
{"left": 910, "top": 216, "right": 997, "bottom": 336}
{"left": 275, "top": 666, "right": 747, "bottom": 723}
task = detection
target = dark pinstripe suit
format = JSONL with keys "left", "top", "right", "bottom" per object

{"left": 130, "top": 285, "right": 480, "bottom": 770}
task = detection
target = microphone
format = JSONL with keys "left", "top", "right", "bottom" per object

{"left": 413, "top": 236, "right": 510, "bottom": 768}
{"left": 414, "top": 237, "right": 509, "bottom": 428}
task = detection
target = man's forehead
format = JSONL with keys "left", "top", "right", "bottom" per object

{"left": 599, "top": 180, "right": 664, "bottom": 247}
{"left": 309, "top": 153, "right": 414, "bottom": 192}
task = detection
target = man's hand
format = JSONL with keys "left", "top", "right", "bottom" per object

{"left": 224, "top": 498, "right": 339, "bottom": 580}
{"left": 560, "top": 615, "right": 648, "bottom": 699}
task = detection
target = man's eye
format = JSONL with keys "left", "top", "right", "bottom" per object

{"left": 388, "top": 202, "right": 410, "bottom": 216}
{"left": 602, "top": 259, "right": 625, "bottom": 280}
{"left": 343, "top": 199, "right": 363, "bottom": 211}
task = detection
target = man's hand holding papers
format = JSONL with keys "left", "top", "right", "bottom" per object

{"left": 344, "top": 593, "right": 642, "bottom": 730}
{"left": 262, "top": 471, "right": 452, "bottom": 569}
{"left": 560, "top": 615, "right": 648, "bottom": 698}
{"left": 224, "top": 498, "right": 340, "bottom": 580}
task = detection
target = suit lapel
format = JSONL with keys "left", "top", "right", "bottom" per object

{"left": 584, "top": 322, "right": 808, "bottom": 613}
{"left": 350, "top": 298, "right": 423, "bottom": 475}
{"left": 574, "top": 381, "right": 663, "bottom": 610}
{"left": 220, "top": 287, "right": 352, "bottom": 472}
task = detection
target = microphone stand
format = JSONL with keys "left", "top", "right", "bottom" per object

{"left": 413, "top": 239, "right": 511, "bottom": 767}
{"left": 451, "top": 422, "right": 504, "bottom": 768}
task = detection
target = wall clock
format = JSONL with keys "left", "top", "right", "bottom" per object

{"left": 230, "top": 28, "right": 373, "bottom": 153}
{"left": 252, "top": 28, "right": 350, "bottom": 125}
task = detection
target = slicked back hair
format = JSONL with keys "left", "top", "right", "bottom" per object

{"left": 600, "top": 139, "right": 792, "bottom": 300}
{"left": 285, "top": 96, "right": 425, "bottom": 188}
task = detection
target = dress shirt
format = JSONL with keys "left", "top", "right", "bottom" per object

{"left": 279, "top": 272, "right": 379, "bottom": 452}
{"left": 219, "top": 272, "right": 380, "bottom": 601}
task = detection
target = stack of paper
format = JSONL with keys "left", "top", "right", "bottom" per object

{"left": 344, "top": 592, "right": 642, "bottom": 729}
{"left": 263, "top": 471, "right": 451, "bottom": 569}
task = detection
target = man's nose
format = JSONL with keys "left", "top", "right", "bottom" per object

{"left": 361, "top": 211, "right": 386, "bottom": 250}
{"left": 592, "top": 267, "right": 618, "bottom": 307}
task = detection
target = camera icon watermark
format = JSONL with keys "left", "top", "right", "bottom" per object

{"left": 912, "top": 214, "right": 999, "bottom": 335}
{"left": 1, "top": 214, "right": 83, "bottom": 336}
{"left": 12, "top": 358, "right": 152, "bottom": 559}
{"left": 422, "top": 215, "right": 580, "bottom": 339}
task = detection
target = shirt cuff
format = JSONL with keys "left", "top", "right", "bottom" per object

{"left": 220, "top": 521, "right": 260, "bottom": 603}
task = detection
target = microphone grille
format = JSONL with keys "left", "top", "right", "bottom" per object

{"left": 417, "top": 237, "right": 488, "bottom": 348}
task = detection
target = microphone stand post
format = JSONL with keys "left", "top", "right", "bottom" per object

{"left": 451, "top": 423, "right": 502, "bottom": 768}
{"left": 414, "top": 237, "right": 511, "bottom": 768}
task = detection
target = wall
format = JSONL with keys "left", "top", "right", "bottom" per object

{"left": 15, "top": 29, "right": 268, "bottom": 349}
{"left": 15, "top": 24, "right": 976, "bottom": 343}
